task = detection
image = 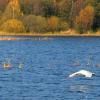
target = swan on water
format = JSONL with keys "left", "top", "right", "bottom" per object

{"left": 69, "top": 70, "right": 95, "bottom": 78}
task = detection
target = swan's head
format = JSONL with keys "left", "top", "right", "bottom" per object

{"left": 92, "top": 73, "right": 95, "bottom": 75}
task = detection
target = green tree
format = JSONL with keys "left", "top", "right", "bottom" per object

{"left": 23, "top": 15, "right": 37, "bottom": 32}
{"left": 0, "top": 0, "right": 8, "bottom": 12}
{"left": 58, "top": 20, "right": 69, "bottom": 31}
{"left": 34, "top": 16, "right": 47, "bottom": 33}
{"left": 20, "top": 0, "right": 33, "bottom": 15}
{"left": 42, "top": 0, "right": 58, "bottom": 17}
{"left": 24, "top": 15, "right": 47, "bottom": 33}
{"left": 58, "top": 0, "right": 71, "bottom": 19}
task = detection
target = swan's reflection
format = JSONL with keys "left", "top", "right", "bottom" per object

{"left": 69, "top": 84, "right": 90, "bottom": 93}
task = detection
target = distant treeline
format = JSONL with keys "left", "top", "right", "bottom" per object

{"left": 0, "top": 0, "right": 99, "bottom": 33}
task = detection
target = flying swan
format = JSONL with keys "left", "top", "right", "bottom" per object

{"left": 69, "top": 70, "right": 95, "bottom": 78}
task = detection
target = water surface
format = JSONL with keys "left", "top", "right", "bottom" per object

{"left": 0, "top": 37, "right": 100, "bottom": 100}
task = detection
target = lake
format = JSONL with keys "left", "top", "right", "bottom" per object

{"left": 0, "top": 37, "right": 100, "bottom": 100}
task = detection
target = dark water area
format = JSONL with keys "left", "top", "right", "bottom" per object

{"left": 0, "top": 37, "right": 100, "bottom": 100}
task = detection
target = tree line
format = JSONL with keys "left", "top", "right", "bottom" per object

{"left": 0, "top": 0, "right": 99, "bottom": 33}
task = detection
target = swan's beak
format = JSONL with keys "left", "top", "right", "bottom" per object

{"left": 93, "top": 73, "right": 95, "bottom": 76}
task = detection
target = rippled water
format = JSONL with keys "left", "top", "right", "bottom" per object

{"left": 0, "top": 37, "right": 100, "bottom": 100}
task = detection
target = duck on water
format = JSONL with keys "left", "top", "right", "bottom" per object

{"left": 3, "top": 63, "right": 11, "bottom": 69}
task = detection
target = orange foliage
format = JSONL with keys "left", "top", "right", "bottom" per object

{"left": 24, "top": 0, "right": 30, "bottom": 5}
{"left": 8, "top": 0, "right": 20, "bottom": 14}
{"left": 75, "top": 5, "right": 95, "bottom": 32}
{"left": 47, "top": 16, "right": 59, "bottom": 31}
{"left": 80, "top": 6, "right": 94, "bottom": 25}
{"left": 10, "top": 0, "right": 19, "bottom": 7}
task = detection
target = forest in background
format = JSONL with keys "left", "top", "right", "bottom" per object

{"left": 0, "top": 0, "right": 99, "bottom": 34}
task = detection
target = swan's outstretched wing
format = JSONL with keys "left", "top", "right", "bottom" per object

{"left": 69, "top": 71, "right": 84, "bottom": 78}
{"left": 69, "top": 70, "right": 94, "bottom": 78}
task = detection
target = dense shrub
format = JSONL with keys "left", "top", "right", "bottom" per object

{"left": 24, "top": 15, "right": 47, "bottom": 33}
{"left": 23, "top": 15, "right": 37, "bottom": 32}
{"left": 0, "top": 19, "right": 26, "bottom": 33}
{"left": 47, "top": 16, "right": 69, "bottom": 32}
{"left": 47, "top": 16, "right": 59, "bottom": 32}
{"left": 58, "top": 20, "right": 69, "bottom": 31}
{"left": 33, "top": 16, "right": 47, "bottom": 33}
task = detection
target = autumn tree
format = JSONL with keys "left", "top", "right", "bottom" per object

{"left": 0, "top": 0, "right": 99, "bottom": 33}
{"left": 0, "top": 0, "right": 23, "bottom": 25}
{"left": 47, "top": 16, "right": 60, "bottom": 32}
{"left": 75, "top": 5, "right": 95, "bottom": 33}
{"left": 70, "top": 0, "right": 85, "bottom": 28}
{"left": 0, "top": 19, "right": 25, "bottom": 33}
{"left": 85, "top": 0, "right": 100, "bottom": 30}
{"left": 31, "top": 0, "right": 43, "bottom": 15}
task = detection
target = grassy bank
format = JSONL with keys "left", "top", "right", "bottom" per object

{"left": 0, "top": 30, "right": 100, "bottom": 37}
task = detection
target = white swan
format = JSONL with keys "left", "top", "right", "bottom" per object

{"left": 69, "top": 70, "right": 95, "bottom": 78}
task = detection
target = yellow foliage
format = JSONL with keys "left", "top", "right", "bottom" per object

{"left": 0, "top": 19, "right": 26, "bottom": 33}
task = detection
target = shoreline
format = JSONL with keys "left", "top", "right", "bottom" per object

{"left": 0, "top": 33, "right": 100, "bottom": 37}
{"left": 0, "top": 31, "right": 100, "bottom": 38}
{"left": 0, "top": 33, "right": 100, "bottom": 41}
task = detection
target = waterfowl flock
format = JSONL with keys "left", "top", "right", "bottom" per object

{"left": 2, "top": 55, "right": 99, "bottom": 79}
{"left": 3, "top": 59, "right": 24, "bottom": 69}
